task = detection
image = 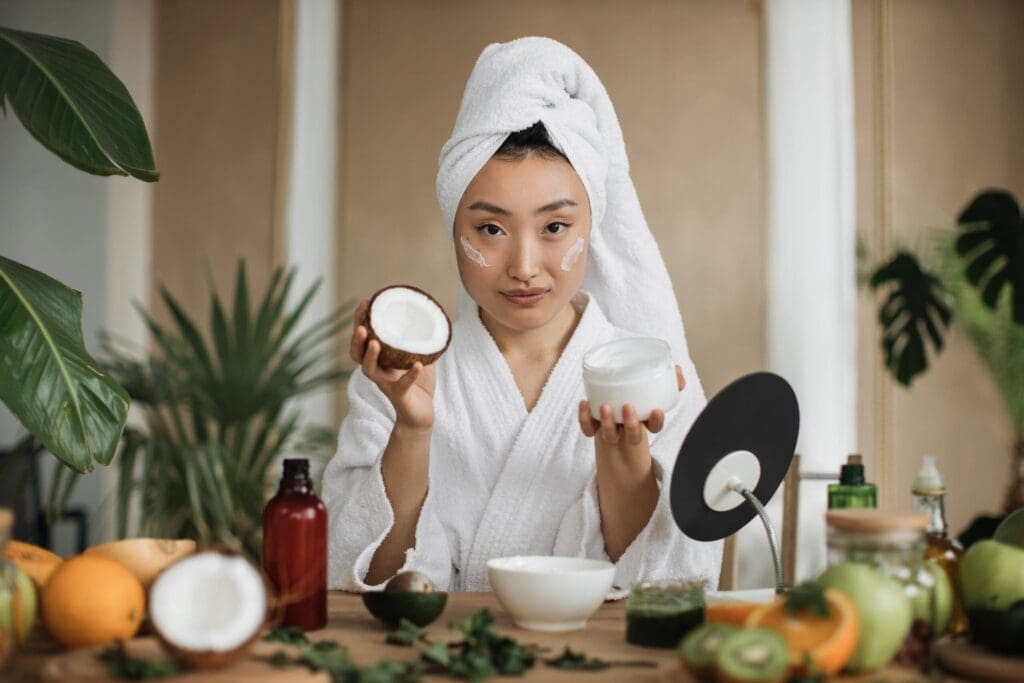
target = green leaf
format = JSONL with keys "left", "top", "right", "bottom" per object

{"left": 0, "top": 27, "right": 158, "bottom": 181}
{"left": 98, "top": 644, "right": 181, "bottom": 680}
{"left": 0, "top": 255, "right": 129, "bottom": 472}
{"left": 784, "top": 581, "right": 830, "bottom": 618}
{"left": 386, "top": 618, "right": 427, "bottom": 646}
{"left": 264, "top": 626, "right": 310, "bottom": 644}
{"left": 545, "top": 647, "right": 609, "bottom": 670}
{"left": 956, "top": 190, "right": 1024, "bottom": 323}
{"left": 870, "top": 251, "right": 952, "bottom": 386}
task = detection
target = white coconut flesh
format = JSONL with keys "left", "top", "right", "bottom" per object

{"left": 370, "top": 288, "right": 449, "bottom": 355}
{"left": 149, "top": 553, "right": 266, "bottom": 652}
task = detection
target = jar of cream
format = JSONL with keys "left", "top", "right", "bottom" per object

{"left": 582, "top": 337, "right": 679, "bottom": 423}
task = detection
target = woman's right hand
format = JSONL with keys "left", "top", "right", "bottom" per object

{"left": 350, "top": 299, "right": 437, "bottom": 433}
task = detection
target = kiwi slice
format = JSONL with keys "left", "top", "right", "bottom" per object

{"left": 679, "top": 623, "right": 740, "bottom": 680}
{"left": 714, "top": 628, "right": 790, "bottom": 683}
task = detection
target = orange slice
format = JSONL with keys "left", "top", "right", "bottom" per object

{"left": 745, "top": 587, "right": 859, "bottom": 675}
{"left": 705, "top": 601, "right": 762, "bottom": 627}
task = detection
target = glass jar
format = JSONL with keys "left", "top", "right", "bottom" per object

{"left": 826, "top": 510, "right": 936, "bottom": 667}
{"left": 582, "top": 337, "right": 678, "bottom": 422}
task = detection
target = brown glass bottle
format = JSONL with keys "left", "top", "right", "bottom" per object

{"left": 263, "top": 459, "right": 327, "bottom": 630}
{"left": 912, "top": 455, "right": 966, "bottom": 636}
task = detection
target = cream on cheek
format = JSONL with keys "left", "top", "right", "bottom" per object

{"left": 560, "top": 236, "right": 586, "bottom": 272}
{"left": 460, "top": 235, "right": 490, "bottom": 268}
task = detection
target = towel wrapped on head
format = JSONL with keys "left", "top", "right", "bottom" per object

{"left": 436, "top": 36, "right": 701, "bottom": 401}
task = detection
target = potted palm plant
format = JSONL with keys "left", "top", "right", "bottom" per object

{"left": 870, "top": 190, "right": 1024, "bottom": 513}
{"left": 102, "top": 263, "right": 352, "bottom": 558}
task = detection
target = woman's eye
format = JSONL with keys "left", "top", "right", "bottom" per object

{"left": 545, "top": 222, "right": 569, "bottom": 235}
{"left": 478, "top": 224, "right": 504, "bottom": 236}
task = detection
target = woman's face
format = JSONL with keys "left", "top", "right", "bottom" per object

{"left": 453, "top": 152, "right": 591, "bottom": 334}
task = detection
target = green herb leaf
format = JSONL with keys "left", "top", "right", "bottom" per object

{"left": 98, "top": 645, "right": 181, "bottom": 680}
{"left": 785, "top": 582, "right": 831, "bottom": 618}
{"left": 264, "top": 625, "right": 310, "bottom": 644}
{"left": 545, "top": 646, "right": 609, "bottom": 670}
{"left": 387, "top": 618, "right": 428, "bottom": 646}
{"left": 421, "top": 641, "right": 452, "bottom": 668}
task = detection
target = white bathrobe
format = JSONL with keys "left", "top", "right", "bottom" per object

{"left": 322, "top": 290, "right": 722, "bottom": 598}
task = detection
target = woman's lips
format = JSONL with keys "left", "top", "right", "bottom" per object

{"left": 501, "top": 290, "right": 547, "bottom": 305}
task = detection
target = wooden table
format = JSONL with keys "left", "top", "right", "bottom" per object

{"left": 6, "top": 592, "right": 963, "bottom": 682}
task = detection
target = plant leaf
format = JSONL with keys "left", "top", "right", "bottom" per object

{"left": 956, "top": 189, "right": 1024, "bottom": 323}
{"left": 0, "top": 255, "right": 129, "bottom": 472}
{"left": 0, "top": 27, "right": 158, "bottom": 181}
{"left": 870, "top": 251, "right": 952, "bottom": 386}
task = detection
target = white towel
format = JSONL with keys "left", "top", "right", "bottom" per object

{"left": 437, "top": 37, "right": 702, "bottom": 405}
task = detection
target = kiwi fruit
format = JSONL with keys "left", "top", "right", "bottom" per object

{"left": 679, "top": 623, "right": 740, "bottom": 680}
{"left": 714, "top": 628, "right": 790, "bottom": 683}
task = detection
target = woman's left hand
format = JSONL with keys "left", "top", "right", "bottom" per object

{"left": 578, "top": 364, "right": 685, "bottom": 445}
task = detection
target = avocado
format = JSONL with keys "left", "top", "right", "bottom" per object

{"left": 714, "top": 628, "right": 790, "bottom": 683}
{"left": 361, "top": 571, "right": 447, "bottom": 628}
{"left": 679, "top": 622, "right": 740, "bottom": 680}
{"left": 966, "top": 599, "right": 1024, "bottom": 656}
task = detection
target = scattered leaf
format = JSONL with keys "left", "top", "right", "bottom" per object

{"left": 98, "top": 645, "right": 181, "bottom": 680}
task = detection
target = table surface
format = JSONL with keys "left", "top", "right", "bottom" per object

{"left": 6, "top": 591, "right": 964, "bottom": 682}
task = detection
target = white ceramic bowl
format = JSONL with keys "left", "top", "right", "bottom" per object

{"left": 487, "top": 556, "right": 616, "bottom": 631}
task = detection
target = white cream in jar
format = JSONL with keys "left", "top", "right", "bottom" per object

{"left": 582, "top": 337, "right": 678, "bottom": 423}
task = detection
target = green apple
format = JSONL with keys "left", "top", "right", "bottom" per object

{"left": 960, "top": 539, "right": 1024, "bottom": 611}
{"left": 0, "top": 564, "right": 37, "bottom": 645}
{"left": 819, "top": 562, "right": 912, "bottom": 673}
{"left": 994, "top": 507, "right": 1024, "bottom": 549}
{"left": 903, "top": 559, "right": 952, "bottom": 635}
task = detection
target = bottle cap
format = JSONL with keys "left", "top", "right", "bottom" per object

{"left": 838, "top": 453, "right": 866, "bottom": 486}
{"left": 283, "top": 458, "right": 310, "bottom": 480}
{"left": 912, "top": 454, "right": 945, "bottom": 495}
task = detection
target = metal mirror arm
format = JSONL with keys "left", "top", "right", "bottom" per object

{"left": 729, "top": 480, "right": 787, "bottom": 593}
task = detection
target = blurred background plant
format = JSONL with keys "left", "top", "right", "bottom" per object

{"left": 869, "top": 189, "right": 1024, "bottom": 514}
{"left": 100, "top": 263, "right": 352, "bottom": 559}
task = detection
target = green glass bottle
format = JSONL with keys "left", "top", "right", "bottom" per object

{"left": 828, "top": 454, "right": 877, "bottom": 509}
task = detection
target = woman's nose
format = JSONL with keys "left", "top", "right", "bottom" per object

{"left": 507, "top": 237, "right": 540, "bottom": 282}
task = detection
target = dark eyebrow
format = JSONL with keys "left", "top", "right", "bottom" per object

{"left": 467, "top": 198, "right": 578, "bottom": 216}
{"left": 535, "top": 198, "right": 578, "bottom": 214}
{"left": 468, "top": 201, "right": 511, "bottom": 216}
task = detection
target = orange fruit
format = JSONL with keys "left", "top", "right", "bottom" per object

{"left": 705, "top": 601, "right": 762, "bottom": 627}
{"left": 41, "top": 554, "right": 145, "bottom": 649}
{"left": 6, "top": 540, "right": 62, "bottom": 589}
{"left": 745, "top": 587, "right": 859, "bottom": 675}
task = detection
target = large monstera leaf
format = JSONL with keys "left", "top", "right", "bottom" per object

{"left": 0, "top": 256, "right": 129, "bottom": 472}
{"left": 870, "top": 251, "right": 952, "bottom": 386}
{"left": 0, "top": 27, "right": 158, "bottom": 180}
{"left": 956, "top": 190, "right": 1024, "bottom": 324}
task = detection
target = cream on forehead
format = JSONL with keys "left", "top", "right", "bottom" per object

{"left": 560, "top": 236, "right": 586, "bottom": 272}
{"left": 460, "top": 235, "right": 490, "bottom": 268}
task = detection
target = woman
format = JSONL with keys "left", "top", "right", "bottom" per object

{"left": 323, "top": 37, "right": 721, "bottom": 597}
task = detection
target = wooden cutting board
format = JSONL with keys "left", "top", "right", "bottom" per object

{"left": 934, "top": 636, "right": 1024, "bottom": 683}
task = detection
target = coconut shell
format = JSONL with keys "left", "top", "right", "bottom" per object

{"left": 149, "top": 549, "right": 270, "bottom": 670}
{"left": 361, "top": 285, "right": 452, "bottom": 370}
{"left": 85, "top": 538, "right": 196, "bottom": 589}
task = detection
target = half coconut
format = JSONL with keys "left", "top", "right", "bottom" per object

{"left": 360, "top": 285, "right": 452, "bottom": 370}
{"left": 149, "top": 551, "right": 268, "bottom": 670}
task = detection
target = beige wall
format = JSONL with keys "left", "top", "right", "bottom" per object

{"left": 853, "top": 0, "right": 1024, "bottom": 532}
{"left": 337, "top": 0, "right": 767, "bottom": 415}
{"left": 151, "top": 0, "right": 287, "bottom": 322}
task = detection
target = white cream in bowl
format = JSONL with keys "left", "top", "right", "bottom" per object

{"left": 582, "top": 337, "right": 679, "bottom": 422}
{"left": 487, "top": 556, "right": 615, "bottom": 631}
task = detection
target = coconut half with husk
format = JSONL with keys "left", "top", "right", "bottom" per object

{"left": 148, "top": 551, "right": 268, "bottom": 670}
{"left": 360, "top": 285, "right": 452, "bottom": 370}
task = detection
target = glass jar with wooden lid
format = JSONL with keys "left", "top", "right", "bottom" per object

{"left": 826, "top": 509, "right": 940, "bottom": 667}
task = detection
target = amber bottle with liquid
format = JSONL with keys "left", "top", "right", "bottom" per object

{"left": 263, "top": 458, "right": 327, "bottom": 630}
{"left": 912, "top": 455, "right": 966, "bottom": 636}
